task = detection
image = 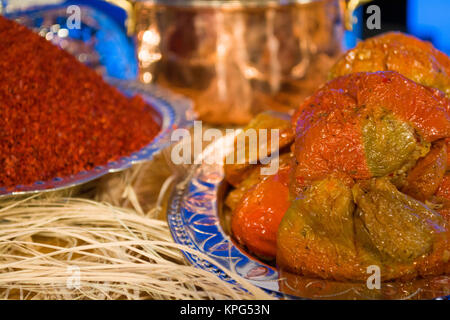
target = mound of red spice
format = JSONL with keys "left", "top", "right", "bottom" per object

{"left": 0, "top": 17, "right": 161, "bottom": 189}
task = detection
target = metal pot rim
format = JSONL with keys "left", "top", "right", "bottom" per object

{"left": 133, "top": 0, "right": 327, "bottom": 8}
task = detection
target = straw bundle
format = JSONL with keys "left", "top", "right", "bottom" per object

{"left": 0, "top": 152, "right": 273, "bottom": 300}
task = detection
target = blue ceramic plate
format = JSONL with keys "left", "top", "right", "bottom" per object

{"left": 167, "top": 133, "right": 450, "bottom": 300}
{"left": 0, "top": 79, "right": 193, "bottom": 198}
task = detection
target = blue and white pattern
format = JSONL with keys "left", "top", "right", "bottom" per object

{"left": 167, "top": 134, "right": 286, "bottom": 298}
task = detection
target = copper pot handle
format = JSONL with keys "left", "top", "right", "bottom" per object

{"left": 105, "top": 0, "right": 136, "bottom": 35}
{"left": 342, "top": 0, "right": 373, "bottom": 31}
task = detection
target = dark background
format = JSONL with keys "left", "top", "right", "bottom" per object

{"left": 352, "top": 0, "right": 450, "bottom": 54}
{"left": 361, "top": 0, "right": 408, "bottom": 38}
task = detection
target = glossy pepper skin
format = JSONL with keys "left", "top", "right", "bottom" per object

{"left": 434, "top": 173, "right": 450, "bottom": 224}
{"left": 291, "top": 71, "right": 450, "bottom": 188}
{"left": 330, "top": 32, "right": 450, "bottom": 97}
{"left": 402, "top": 140, "right": 447, "bottom": 202}
{"left": 228, "top": 34, "right": 450, "bottom": 282}
{"left": 229, "top": 71, "right": 450, "bottom": 280}
{"left": 224, "top": 112, "right": 294, "bottom": 187}
{"left": 275, "top": 71, "right": 450, "bottom": 280}
{"left": 278, "top": 177, "right": 449, "bottom": 281}
{"left": 231, "top": 164, "right": 291, "bottom": 259}
{"left": 330, "top": 31, "right": 450, "bottom": 181}
{"left": 277, "top": 177, "right": 360, "bottom": 280}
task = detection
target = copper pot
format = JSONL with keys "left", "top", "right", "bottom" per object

{"left": 108, "top": 0, "right": 370, "bottom": 124}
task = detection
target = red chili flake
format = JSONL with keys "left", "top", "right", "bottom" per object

{"left": 0, "top": 17, "right": 160, "bottom": 188}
